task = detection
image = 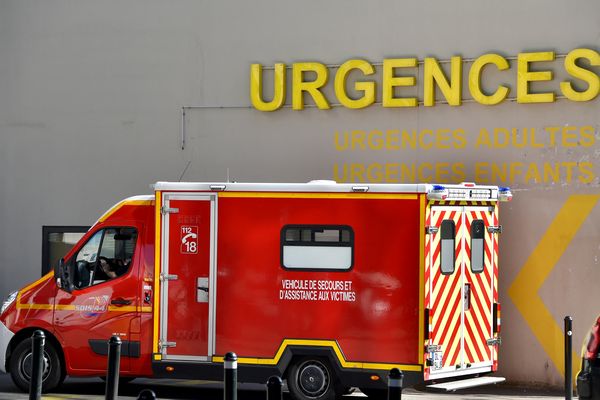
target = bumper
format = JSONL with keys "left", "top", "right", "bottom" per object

{"left": 0, "top": 321, "right": 14, "bottom": 373}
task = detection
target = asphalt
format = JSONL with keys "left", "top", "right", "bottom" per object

{"left": 0, "top": 373, "right": 570, "bottom": 400}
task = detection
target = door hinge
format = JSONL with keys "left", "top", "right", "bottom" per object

{"left": 487, "top": 225, "right": 502, "bottom": 234}
{"left": 161, "top": 206, "right": 179, "bottom": 215}
{"left": 487, "top": 337, "right": 502, "bottom": 346}
{"left": 160, "top": 273, "right": 179, "bottom": 281}
{"left": 159, "top": 341, "right": 177, "bottom": 349}
{"left": 426, "top": 226, "right": 439, "bottom": 234}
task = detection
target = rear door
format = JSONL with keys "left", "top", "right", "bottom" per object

{"left": 425, "top": 205, "right": 496, "bottom": 379}
{"left": 426, "top": 206, "right": 465, "bottom": 378}
{"left": 462, "top": 206, "right": 496, "bottom": 371}
{"left": 159, "top": 193, "right": 217, "bottom": 361}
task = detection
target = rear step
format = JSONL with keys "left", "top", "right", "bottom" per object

{"left": 427, "top": 376, "right": 506, "bottom": 391}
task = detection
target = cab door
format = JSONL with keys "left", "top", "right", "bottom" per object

{"left": 159, "top": 193, "right": 216, "bottom": 360}
{"left": 54, "top": 225, "right": 142, "bottom": 372}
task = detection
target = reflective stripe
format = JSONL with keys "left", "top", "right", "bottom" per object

{"left": 224, "top": 360, "right": 238, "bottom": 369}
{"left": 212, "top": 339, "right": 421, "bottom": 372}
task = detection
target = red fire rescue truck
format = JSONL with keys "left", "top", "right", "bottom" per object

{"left": 0, "top": 181, "right": 511, "bottom": 399}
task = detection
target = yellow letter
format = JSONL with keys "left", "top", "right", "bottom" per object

{"left": 334, "top": 59, "right": 375, "bottom": 109}
{"left": 292, "top": 62, "right": 331, "bottom": 110}
{"left": 382, "top": 58, "right": 418, "bottom": 107}
{"left": 468, "top": 54, "right": 510, "bottom": 105}
{"left": 517, "top": 51, "right": 555, "bottom": 103}
{"left": 250, "top": 64, "right": 286, "bottom": 111}
{"left": 560, "top": 48, "right": 600, "bottom": 102}
{"left": 424, "top": 57, "right": 462, "bottom": 106}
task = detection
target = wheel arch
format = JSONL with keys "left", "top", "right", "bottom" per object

{"left": 6, "top": 327, "right": 66, "bottom": 379}
{"left": 280, "top": 346, "right": 343, "bottom": 379}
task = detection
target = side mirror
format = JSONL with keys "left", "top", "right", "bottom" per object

{"left": 54, "top": 258, "right": 63, "bottom": 279}
{"left": 55, "top": 258, "right": 74, "bottom": 293}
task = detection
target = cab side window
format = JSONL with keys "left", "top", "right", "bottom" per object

{"left": 73, "top": 227, "right": 138, "bottom": 289}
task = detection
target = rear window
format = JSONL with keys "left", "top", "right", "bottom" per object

{"left": 440, "top": 220, "right": 455, "bottom": 275}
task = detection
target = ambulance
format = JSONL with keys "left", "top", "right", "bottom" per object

{"left": 0, "top": 181, "right": 511, "bottom": 399}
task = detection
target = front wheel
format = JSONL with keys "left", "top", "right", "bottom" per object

{"left": 287, "top": 358, "right": 340, "bottom": 400}
{"left": 9, "top": 337, "right": 64, "bottom": 393}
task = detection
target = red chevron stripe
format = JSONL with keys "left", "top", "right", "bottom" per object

{"left": 464, "top": 318, "right": 485, "bottom": 362}
{"left": 432, "top": 270, "right": 460, "bottom": 335}
{"left": 474, "top": 272, "right": 492, "bottom": 321}
{"left": 467, "top": 293, "right": 491, "bottom": 351}
{"left": 436, "top": 287, "right": 461, "bottom": 347}
{"left": 447, "top": 313, "right": 463, "bottom": 366}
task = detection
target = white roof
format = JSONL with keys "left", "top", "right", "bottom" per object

{"left": 152, "top": 181, "right": 500, "bottom": 194}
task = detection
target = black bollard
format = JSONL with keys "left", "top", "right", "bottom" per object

{"left": 266, "top": 376, "right": 283, "bottom": 400}
{"left": 105, "top": 336, "right": 122, "bottom": 400}
{"left": 224, "top": 352, "right": 238, "bottom": 400}
{"left": 137, "top": 389, "right": 157, "bottom": 400}
{"left": 29, "top": 330, "right": 45, "bottom": 400}
{"left": 387, "top": 368, "right": 403, "bottom": 400}
{"left": 565, "top": 316, "right": 573, "bottom": 400}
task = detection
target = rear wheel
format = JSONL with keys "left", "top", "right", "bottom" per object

{"left": 287, "top": 358, "right": 340, "bottom": 400}
{"left": 9, "top": 337, "right": 64, "bottom": 393}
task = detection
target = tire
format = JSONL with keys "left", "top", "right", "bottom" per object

{"left": 287, "top": 357, "right": 340, "bottom": 400}
{"left": 9, "top": 337, "right": 64, "bottom": 393}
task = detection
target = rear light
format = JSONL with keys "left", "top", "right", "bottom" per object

{"left": 498, "top": 187, "right": 512, "bottom": 202}
{"left": 427, "top": 185, "right": 448, "bottom": 201}
{"left": 493, "top": 303, "right": 501, "bottom": 333}
{"left": 424, "top": 308, "right": 432, "bottom": 340}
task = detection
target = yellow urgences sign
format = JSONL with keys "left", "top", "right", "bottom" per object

{"left": 250, "top": 48, "right": 600, "bottom": 111}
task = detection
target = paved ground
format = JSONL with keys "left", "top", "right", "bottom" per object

{"left": 0, "top": 373, "right": 570, "bottom": 400}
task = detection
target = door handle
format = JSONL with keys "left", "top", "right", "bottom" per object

{"left": 111, "top": 298, "right": 132, "bottom": 306}
{"left": 463, "top": 283, "right": 471, "bottom": 311}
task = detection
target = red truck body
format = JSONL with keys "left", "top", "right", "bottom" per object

{"left": 0, "top": 181, "right": 510, "bottom": 398}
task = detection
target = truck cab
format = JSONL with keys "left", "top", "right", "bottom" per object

{"left": 0, "top": 195, "right": 155, "bottom": 391}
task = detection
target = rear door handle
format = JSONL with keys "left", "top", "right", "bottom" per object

{"left": 111, "top": 298, "right": 132, "bottom": 306}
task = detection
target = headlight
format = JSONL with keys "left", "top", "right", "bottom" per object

{"left": 1, "top": 291, "right": 18, "bottom": 315}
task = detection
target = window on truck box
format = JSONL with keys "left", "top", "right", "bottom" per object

{"left": 440, "top": 220, "right": 455, "bottom": 275}
{"left": 281, "top": 225, "right": 353, "bottom": 271}
{"left": 470, "top": 220, "right": 485, "bottom": 273}
{"left": 72, "top": 227, "right": 138, "bottom": 289}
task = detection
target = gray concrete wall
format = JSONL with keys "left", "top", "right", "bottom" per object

{"left": 0, "top": 0, "right": 599, "bottom": 387}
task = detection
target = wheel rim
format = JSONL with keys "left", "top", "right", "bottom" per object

{"left": 21, "top": 351, "right": 51, "bottom": 382}
{"left": 297, "top": 360, "right": 330, "bottom": 399}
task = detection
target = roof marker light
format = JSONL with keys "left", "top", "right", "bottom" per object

{"left": 427, "top": 185, "right": 448, "bottom": 201}
{"left": 498, "top": 187, "right": 513, "bottom": 202}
